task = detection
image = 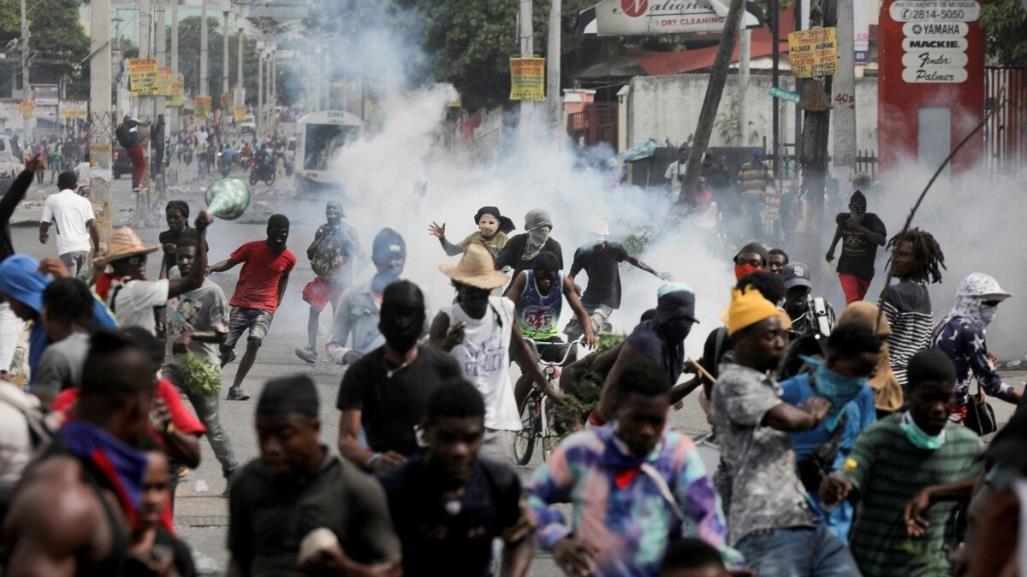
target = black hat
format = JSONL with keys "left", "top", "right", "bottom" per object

{"left": 734, "top": 242, "right": 769, "bottom": 266}
{"left": 474, "top": 206, "right": 515, "bottom": 234}
{"left": 257, "top": 375, "right": 319, "bottom": 419}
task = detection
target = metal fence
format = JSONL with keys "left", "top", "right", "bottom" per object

{"left": 985, "top": 67, "right": 1027, "bottom": 176}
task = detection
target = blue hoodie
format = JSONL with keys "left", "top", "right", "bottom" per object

{"left": 0, "top": 254, "right": 117, "bottom": 376}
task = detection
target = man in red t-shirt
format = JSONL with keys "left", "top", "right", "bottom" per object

{"left": 209, "top": 214, "right": 296, "bottom": 400}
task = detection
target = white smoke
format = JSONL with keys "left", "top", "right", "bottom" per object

{"left": 325, "top": 85, "right": 735, "bottom": 359}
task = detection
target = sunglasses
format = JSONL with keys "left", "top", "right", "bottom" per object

{"left": 981, "top": 300, "right": 1002, "bottom": 308}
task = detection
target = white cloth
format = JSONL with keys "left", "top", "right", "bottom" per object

{"left": 0, "top": 303, "right": 23, "bottom": 374}
{"left": 445, "top": 296, "right": 521, "bottom": 431}
{"left": 40, "top": 189, "right": 94, "bottom": 255}
{"left": 0, "top": 380, "right": 35, "bottom": 487}
{"left": 664, "top": 160, "right": 687, "bottom": 200}
{"left": 106, "top": 279, "right": 170, "bottom": 334}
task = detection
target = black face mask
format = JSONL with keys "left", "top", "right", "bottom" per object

{"left": 380, "top": 305, "right": 425, "bottom": 353}
{"left": 660, "top": 320, "right": 692, "bottom": 344}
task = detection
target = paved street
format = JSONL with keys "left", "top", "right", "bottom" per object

{"left": 10, "top": 168, "right": 1024, "bottom": 576}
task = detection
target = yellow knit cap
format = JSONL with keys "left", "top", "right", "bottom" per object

{"left": 726, "top": 287, "right": 784, "bottom": 336}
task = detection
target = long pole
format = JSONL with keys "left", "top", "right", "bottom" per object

{"left": 738, "top": 22, "right": 751, "bottom": 145}
{"left": 519, "top": 0, "right": 534, "bottom": 128}
{"left": 832, "top": 0, "right": 857, "bottom": 185}
{"left": 154, "top": 0, "right": 166, "bottom": 196}
{"left": 257, "top": 47, "right": 264, "bottom": 136}
{"left": 200, "top": 0, "right": 209, "bottom": 99}
{"left": 771, "top": 0, "right": 780, "bottom": 183}
{"left": 236, "top": 8, "right": 244, "bottom": 105}
{"left": 89, "top": 0, "right": 113, "bottom": 248}
{"left": 546, "top": 0, "right": 561, "bottom": 131}
{"left": 136, "top": 0, "right": 151, "bottom": 225}
{"left": 170, "top": 0, "right": 179, "bottom": 133}
{"left": 679, "top": 0, "right": 747, "bottom": 205}
{"left": 222, "top": 9, "right": 231, "bottom": 99}
{"left": 20, "top": 0, "right": 30, "bottom": 135}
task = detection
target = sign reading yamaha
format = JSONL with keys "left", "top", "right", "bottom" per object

{"left": 892, "top": 0, "right": 978, "bottom": 83}
{"left": 584, "top": 0, "right": 762, "bottom": 36}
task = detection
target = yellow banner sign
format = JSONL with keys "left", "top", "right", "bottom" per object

{"left": 233, "top": 106, "right": 247, "bottom": 123}
{"left": 128, "top": 58, "right": 159, "bottom": 95}
{"left": 788, "top": 27, "right": 838, "bottom": 78}
{"left": 154, "top": 68, "right": 173, "bottom": 97}
{"left": 19, "top": 100, "right": 33, "bottom": 119}
{"left": 194, "top": 96, "right": 212, "bottom": 119}
{"left": 59, "top": 100, "right": 88, "bottom": 119}
{"left": 220, "top": 93, "right": 233, "bottom": 111}
{"left": 509, "top": 58, "right": 545, "bottom": 102}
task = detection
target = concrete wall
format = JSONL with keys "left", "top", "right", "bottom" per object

{"left": 625, "top": 73, "right": 878, "bottom": 157}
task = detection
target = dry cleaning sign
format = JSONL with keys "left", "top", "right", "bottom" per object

{"left": 890, "top": 0, "right": 979, "bottom": 84}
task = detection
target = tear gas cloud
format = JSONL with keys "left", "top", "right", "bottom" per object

{"left": 284, "top": 3, "right": 1027, "bottom": 362}
{"left": 869, "top": 161, "right": 1027, "bottom": 360}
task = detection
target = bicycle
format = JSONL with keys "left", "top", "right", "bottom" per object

{"left": 512, "top": 337, "right": 581, "bottom": 466}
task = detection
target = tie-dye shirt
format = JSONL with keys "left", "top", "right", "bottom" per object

{"left": 527, "top": 424, "right": 740, "bottom": 577}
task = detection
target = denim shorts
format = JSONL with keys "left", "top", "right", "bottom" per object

{"left": 224, "top": 306, "right": 274, "bottom": 348}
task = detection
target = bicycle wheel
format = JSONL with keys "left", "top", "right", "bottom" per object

{"left": 513, "top": 397, "right": 539, "bottom": 466}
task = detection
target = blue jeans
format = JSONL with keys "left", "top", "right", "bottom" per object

{"left": 737, "top": 525, "right": 862, "bottom": 577}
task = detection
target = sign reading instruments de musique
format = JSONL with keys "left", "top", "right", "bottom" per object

{"left": 787, "top": 27, "right": 838, "bottom": 78}
{"left": 509, "top": 58, "right": 545, "bottom": 102}
{"left": 890, "top": 0, "right": 979, "bottom": 83}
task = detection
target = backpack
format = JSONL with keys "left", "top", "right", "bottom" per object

{"left": 115, "top": 124, "right": 131, "bottom": 148}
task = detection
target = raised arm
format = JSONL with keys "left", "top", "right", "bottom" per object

{"left": 762, "top": 397, "right": 830, "bottom": 432}
{"left": 1, "top": 165, "right": 38, "bottom": 228}
{"left": 167, "top": 211, "right": 210, "bottom": 298}
{"left": 207, "top": 257, "right": 239, "bottom": 273}
{"left": 624, "top": 254, "right": 665, "bottom": 280}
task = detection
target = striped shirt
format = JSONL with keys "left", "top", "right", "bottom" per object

{"left": 880, "top": 281, "right": 932, "bottom": 385}
{"left": 841, "top": 414, "right": 983, "bottom": 577}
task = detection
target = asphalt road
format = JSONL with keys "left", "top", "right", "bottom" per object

{"left": 9, "top": 167, "right": 1023, "bottom": 576}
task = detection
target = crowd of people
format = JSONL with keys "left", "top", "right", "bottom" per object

{"left": 0, "top": 151, "right": 1024, "bottom": 577}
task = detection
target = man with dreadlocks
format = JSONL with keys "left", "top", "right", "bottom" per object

{"left": 880, "top": 228, "right": 945, "bottom": 387}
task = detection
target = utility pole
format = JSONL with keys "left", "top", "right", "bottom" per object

{"left": 20, "top": 0, "right": 31, "bottom": 140}
{"left": 200, "top": 0, "right": 209, "bottom": 100}
{"left": 832, "top": 0, "right": 857, "bottom": 187}
{"left": 257, "top": 43, "right": 264, "bottom": 136}
{"left": 236, "top": 8, "right": 244, "bottom": 110}
{"left": 546, "top": 0, "right": 561, "bottom": 132}
{"left": 170, "top": 0, "right": 179, "bottom": 133}
{"left": 154, "top": 0, "right": 167, "bottom": 196}
{"left": 771, "top": 0, "right": 781, "bottom": 186}
{"left": 799, "top": 0, "right": 838, "bottom": 266}
{"left": 89, "top": 0, "right": 113, "bottom": 248}
{"left": 222, "top": 9, "right": 231, "bottom": 100}
{"left": 135, "top": 0, "right": 151, "bottom": 227}
{"left": 519, "top": 0, "right": 534, "bottom": 128}
{"left": 738, "top": 19, "right": 751, "bottom": 145}
{"left": 679, "top": 0, "right": 747, "bottom": 205}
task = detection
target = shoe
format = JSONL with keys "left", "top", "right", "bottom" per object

{"left": 294, "top": 347, "right": 317, "bottom": 364}
{"left": 221, "top": 348, "right": 236, "bottom": 366}
{"left": 226, "top": 388, "right": 250, "bottom": 401}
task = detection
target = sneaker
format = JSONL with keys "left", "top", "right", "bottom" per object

{"left": 294, "top": 347, "right": 317, "bottom": 364}
{"left": 226, "top": 388, "right": 250, "bottom": 401}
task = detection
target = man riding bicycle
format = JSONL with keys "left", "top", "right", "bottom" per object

{"left": 506, "top": 251, "right": 596, "bottom": 410}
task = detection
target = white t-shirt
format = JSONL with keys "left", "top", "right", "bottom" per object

{"left": 445, "top": 296, "right": 521, "bottom": 431}
{"left": 664, "top": 160, "right": 687, "bottom": 200}
{"left": 40, "top": 189, "right": 94, "bottom": 255}
{"left": 107, "top": 279, "right": 170, "bottom": 335}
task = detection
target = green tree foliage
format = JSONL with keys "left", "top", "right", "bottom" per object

{"left": 0, "top": 0, "right": 90, "bottom": 97}
{"left": 980, "top": 0, "right": 1027, "bottom": 66}
{"left": 173, "top": 16, "right": 254, "bottom": 106}
{"left": 396, "top": 0, "right": 683, "bottom": 111}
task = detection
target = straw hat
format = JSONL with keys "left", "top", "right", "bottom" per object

{"left": 93, "top": 227, "right": 159, "bottom": 266}
{"left": 439, "top": 244, "right": 510, "bottom": 290}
